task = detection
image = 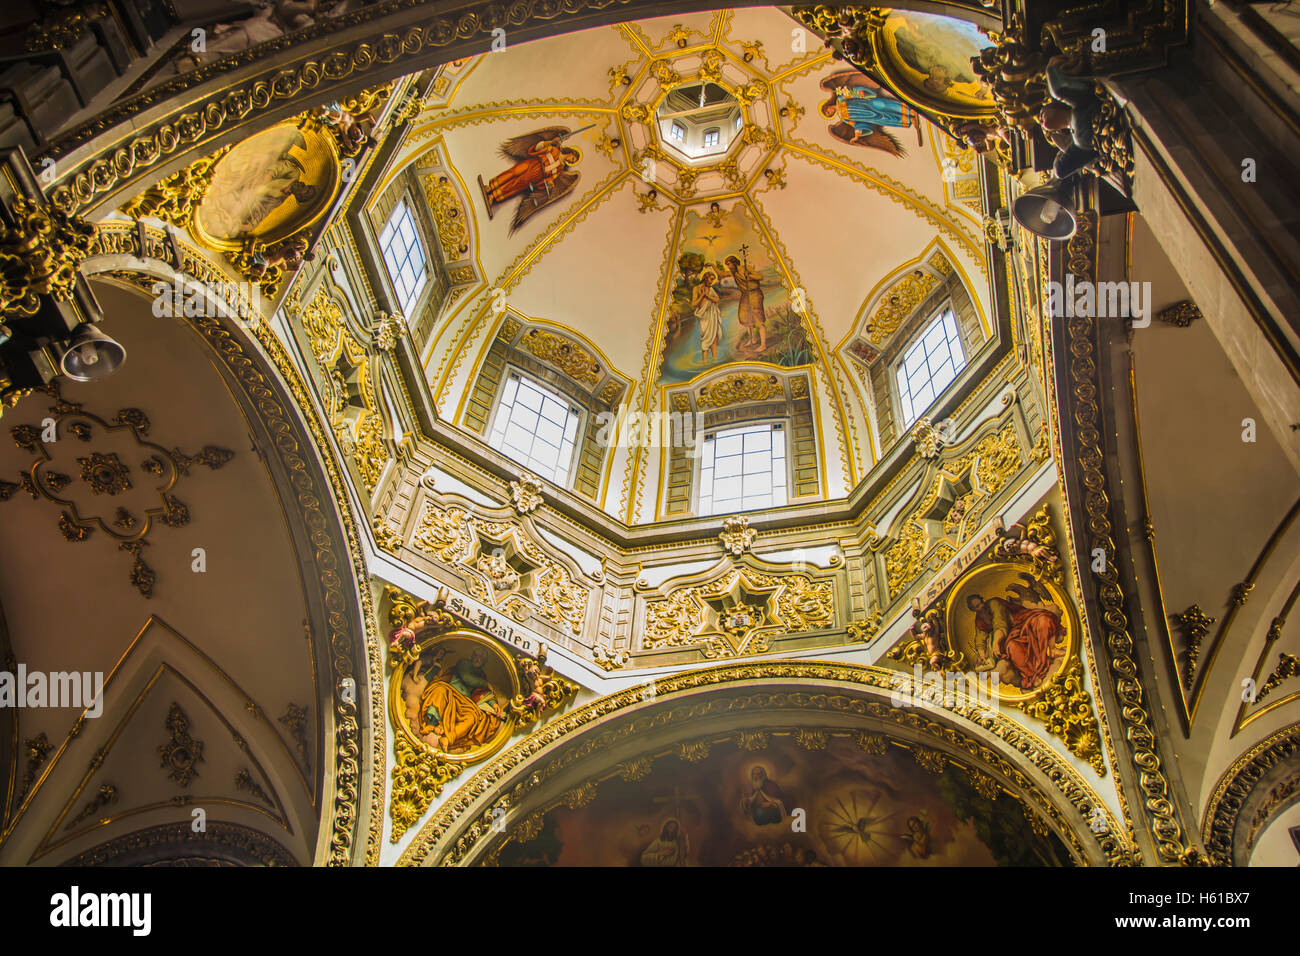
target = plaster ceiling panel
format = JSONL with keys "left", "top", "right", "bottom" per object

{"left": 756, "top": 147, "right": 953, "bottom": 348}
{"left": 505, "top": 176, "right": 673, "bottom": 378}
{"left": 444, "top": 24, "right": 634, "bottom": 107}
{"left": 0, "top": 283, "right": 315, "bottom": 754}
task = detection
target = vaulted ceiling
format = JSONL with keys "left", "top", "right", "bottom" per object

{"left": 389, "top": 8, "right": 991, "bottom": 494}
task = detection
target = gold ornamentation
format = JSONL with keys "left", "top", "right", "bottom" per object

{"left": 866, "top": 269, "right": 940, "bottom": 345}
{"left": 119, "top": 148, "right": 229, "bottom": 229}
{"left": 911, "top": 746, "right": 948, "bottom": 775}
{"left": 521, "top": 329, "right": 601, "bottom": 386}
{"left": 1014, "top": 657, "right": 1106, "bottom": 775}
{"left": 1256, "top": 653, "right": 1299, "bottom": 703}
{"left": 20, "top": 732, "right": 52, "bottom": 800}
{"left": 0, "top": 197, "right": 96, "bottom": 316}
{"left": 993, "top": 503, "right": 1063, "bottom": 583}
{"left": 1156, "top": 300, "right": 1201, "bottom": 327}
{"left": 278, "top": 703, "right": 310, "bottom": 772}
{"left": 68, "top": 784, "right": 117, "bottom": 830}
{"left": 738, "top": 730, "right": 770, "bottom": 751}
{"left": 297, "top": 287, "right": 389, "bottom": 492}
{"left": 592, "top": 644, "right": 629, "bottom": 670}
{"left": 719, "top": 515, "right": 756, "bottom": 555}
{"left": 391, "top": 731, "right": 462, "bottom": 843}
{"left": 413, "top": 503, "right": 472, "bottom": 563}
{"left": 912, "top": 417, "right": 945, "bottom": 459}
{"left": 643, "top": 567, "right": 834, "bottom": 658}
{"left": 1171, "top": 604, "right": 1216, "bottom": 685}
{"left": 158, "top": 703, "right": 204, "bottom": 787}
{"left": 235, "top": 767, "right": 273, "bottom": 807}
{"left": 697, "top": 373, "right": 783, "bottom": 409}
{"left": 423, "top": 174, "right": 471, "bottom": 262}
{"left": 508, "top": 472, "right": 544, "bottom": 514}
{"left": 846, "top": 617, "right": 881, "bottom": 643}
{"left": 78, "top": 451, "right": 132, "bottom": 496}
{"left": 650, "top": 59, "right": 681, "bottom": 89}
{"left": 534, "top": 564, "right": 588, "bottom": 635}
{"left": 700, "top": 48, "right": 725, "bottom": 82}
{"left": 678, "top": 740, "right": 711, "bottom": 763}
{"left": 794, "top": 728, "right": 827, "bottom": 751}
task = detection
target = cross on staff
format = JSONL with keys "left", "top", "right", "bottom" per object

{"left": 651, "top": 783, "right": 700, "bottom": 822}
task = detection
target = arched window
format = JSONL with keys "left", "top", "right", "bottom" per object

{"left": 703, "top": 127, "right": 721, "bottom": 148}
{"left": 895, "top": 307, "right": 966, "bottom": 428}
{"left": 378, "top": 200, "right": 428, "bottom": 314}
{"left": 699, "top": 422, "right": 788, "bottom": 514}
{"left": 488, "top": 370, "right": 581, "bottom": 484}
{"left": 670, "top": 121, "right": 686, "bottom": 143}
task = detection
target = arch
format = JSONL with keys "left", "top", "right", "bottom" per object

{"left": 399, "top": 662, "right": 1127, "bottom": 865}
{"left": 72, "top": 231, "right": 386, "bottom": 866}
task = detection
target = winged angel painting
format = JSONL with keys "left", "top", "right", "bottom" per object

{"left": 818, "top": 70, "right": 923, "bottom": 157}
{"left": 478, "top": 126, "right": 590, "bottom": 234}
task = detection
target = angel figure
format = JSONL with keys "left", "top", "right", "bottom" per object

{"left": 478, "top": 126, "right": 591, "bottom": 234}
{"left": 819, "top": 71, "right": 923, "bottom": 157}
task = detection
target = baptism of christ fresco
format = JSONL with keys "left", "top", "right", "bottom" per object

{"left": 658, "top": 204, "right": 814, "bottom": 386}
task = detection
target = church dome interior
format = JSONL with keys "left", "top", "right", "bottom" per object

{"left": 0, "top": 0, "right": 1297, "bottom": 892}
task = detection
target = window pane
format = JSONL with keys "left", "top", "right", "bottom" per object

{"left": 698, "top": 423, "right": 788, "bottom": 515}
{"left": 380, "top": 202, "right": 428, "bottom": 315}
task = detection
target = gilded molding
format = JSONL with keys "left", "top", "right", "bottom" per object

{"left": 399, "top": 661, "right": 1131, "bottom": 866}
{"left": 1060, "top": 209, "right": 1190, "bottom": 862}
{"left": 81, "top": 227, "right": 385, "bottom": 865}
{"left": 697, "top": 372, "right": 783, "bottom": 409}
{"left": 1203, "top": 722, "right": 1300, "bottom": 865}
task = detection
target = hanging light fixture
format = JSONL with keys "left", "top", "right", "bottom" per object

{"left": 56, "top": 323, "right": 127, "bottom": 382}
{"left": 1011, "top": 179, "right": 1079, "bottom": 241}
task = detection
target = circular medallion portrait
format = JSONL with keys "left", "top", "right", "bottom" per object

{"left": 194, "top": 120, "right": 340, "bottom": 249}
{"left": 390, "top": 631, "right": 520, "bottom": 763}
{"left": 875, "top": 10, "right": 997, "bottom": 118}
{"left": 942, "top": 564, "right": 1077, "bottom": 703}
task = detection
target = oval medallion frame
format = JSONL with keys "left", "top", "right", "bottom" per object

{"left": 390, "top": 629, "right": 521, "bottom": 765}
{"left": 941, "top": 562, "right": 1078, "bottom": 703}
{"left": 192, "top": 118, "right": 341, "bottom": 252}
{"left": 864, "top": 10, "right": 999, "bottom": 121}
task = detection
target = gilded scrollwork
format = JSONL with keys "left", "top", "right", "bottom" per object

{"left": 643, "top": 567, "right": 834, "bottom": 658}
{"left": 697, "top": 372, "right": 783, "bottom": 409}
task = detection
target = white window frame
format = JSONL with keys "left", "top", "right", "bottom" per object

{"left": 487, "top": 368, "right": 583, "bottom": 487}
{"left": 696, "top": 421, "right": 789, "bottom": 516}
{"left": 893, "top": 303, "right": 966, "bottom": 429}
{"left": 378, "top": 199, "right": 428, "bottom": 317}
{"left": 669, "top": 121, "right": 686, "bottom": 143}
{"left": 702, "top": 127, "right": 721, "bottom": 148}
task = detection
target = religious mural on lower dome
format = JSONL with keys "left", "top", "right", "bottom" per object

{"left": 195, "top": 120, "right": 340, "bottom": 248}
{"left": 658, "top": 204, "right": 811, "bottom": 385}
{"left": 494, "top": 735, "right": 1071, "bottom": 866}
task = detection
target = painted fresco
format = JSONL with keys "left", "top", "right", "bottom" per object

{"left": 196, "top": 120, "right": 339, "bottom": 247}
{"left": 497, "top": 735, "right": 1072, "bottom": 866}
{"left": 477, "top": 125, "right": 592, "bottom": 234}
{"left": 944, "top": 563, "right": 1076, "bottom": 702}
{"left": 877, "top": 10, "right": 996, "bottom": 114}
{"left": 658, "top": 204, "right": 812, "bottom": 386}
{"left": 819, "top": 70, "right": 924, "bottom": 157}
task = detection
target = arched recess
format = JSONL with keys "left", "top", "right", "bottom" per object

{"left": 398, "top": 662, "right": 1126, "bottom": 866}
{"left": 1202, "top": 722, "right": 1300, "bottom": 866}
{"left": 51, "top": 235, "right": 384, "bottom": 866}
